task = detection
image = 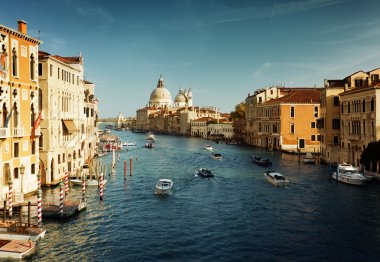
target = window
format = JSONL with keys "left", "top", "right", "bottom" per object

{"left": 333, "top": 136, "right": 339, "bottom": 145}
{"left": 39, "top": 134, "right": 43, "bottom": 149}
{"left": 12, "top": 47, "right": 18, "bottom": 77}
{"left": 50, "top": 64, "right": 53, "bottom": 77}
{"left": 14, "top": 168, "right": 19, "bottom": 179}
{"left": 38, "top": 63, "right": 42, "bottom": 76}
{"left": 32, "top": 141, "right": 36, "bottom": 154}
{"left": 332, "top": 119, "right": 340, "bottom": 129}
{"left": 311, "top": 135, "right": 316, "bottom": 141}
{"left": 348, "top": 102, "right": 350, "bottom": 113}
{"left": 362, "top": 99, "right": 366, "bottom": 112}
{"left": 31, "top": 164, "right": 35, "bottom": 174}
{"left": 317, "top": 135, "right": 321, "bottom": 141}
{"left": 333, "top": 96, "right": 339, "bottom": 106}
{"left": 14, "top": 142, "right": 19, "bottom": 157}
{"left": 341, "top": 103, "right": 344, "bottom": 113}
{"left": 311, "top": 122, "right": 316, "bottom": 128}
{"left": 290, "top": 123, "right": 295, "bottom": 134}
{"left": 371, "top": 97, "right": 374, "bottom": 111}
{"left": 58, "top": 68, "right": 60, "bottom": 79}
{"left": 258, "top": 97, "right": 262, "bottom": 103}
{"left": 290, "top": 106, "right": 295, "bottom": 118}
{"left": 38, "top": 89, "right": 42, "bottom": 111}
{"left": 30, "top": 54, "right": 36, "bottom": 80}
{"left": 314, "top": 106, "right": 318, "bottom": 117}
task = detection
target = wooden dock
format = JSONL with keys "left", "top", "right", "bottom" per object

{"left": 42, "top": 201, "right": 86, "bottom": 220}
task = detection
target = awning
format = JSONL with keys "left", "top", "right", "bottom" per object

{"left": 62, "top": 120, "right": 79, "bottom": 133}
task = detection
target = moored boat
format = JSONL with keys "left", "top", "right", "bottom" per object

{"left": 332, "top": 163, "right": 367, "bottom": 186}
{"left": 0, "top": 239, "right": 36, "bottom": 259}
{"left": 251, "top": 155, "right": 272, "bottom": 167}
{"left": 264, "top": 171, "right": 289, "bottom": 187}
{"left": 71, "top": 178, "right": 108, "bottom": 186}
{"left": 198, "top": 168, "right": 214, "bottom": 178}
{"left": 303, "top": 153, "right": 316, "bottom": 164}
{"left": 155, "top": 179, "right": 173, "bottom": 194}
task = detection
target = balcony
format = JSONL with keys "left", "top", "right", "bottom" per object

{"left": 13, "top": 127, "right": 24, "bottom": 137}
{"left": 0, "top": 127, "right": 9, "bottom": 138}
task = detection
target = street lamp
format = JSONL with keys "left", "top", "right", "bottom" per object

{"left": 19, "top": 165, "right": 25, "bottom": 175}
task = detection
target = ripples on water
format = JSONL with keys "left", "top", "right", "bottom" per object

{"left": 29, "top": 131, "right": 380, "bottom": 261}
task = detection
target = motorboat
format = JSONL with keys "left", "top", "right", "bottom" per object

{"left": 198, "top": 168, "right": 214, "bottom": 178}
{"left": 211, "top": 152, "right": 222, "bottom": 160}
{"left": 332, "top": 163, "right": 367, "bottom": 186}
{"left": 155, "top": 179, "right": 173, "bottom": 194}
{"left": 145, "top": 142, "right": 154, "bottom": 148}
{"left": 264, "top": 171, "right": 289, "bottom": 187}
{"left": 147, "top": 132, "right": 156, "bottom": 141}
{"left": 204, "top": 145, "right": 213, "bottom": 151}
{"left": 251, "top": 155, "right": 272, "bottom": 167}
{"left": 0, "top": 239, "right": 36, "bottom": 259}
{"left": 122, "top": 142, "right": 136, "bottom": 147}
{"left": 303, "top": 153, "right": 316, "bottom": 164}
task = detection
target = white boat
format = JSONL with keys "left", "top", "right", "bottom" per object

{"left": 204, "top": 145, "right": 213, "bottom": 151}
{"left": 71, "top": 178, "right": 108, "bottom": 186}
{"left": 264, "top": 171, "right": 289, "bottom": 187}
{"left": 303, "top": 153, "right": 316, "bottom": 164}
{"left": 332, "top": 163, "right": 367, "bottom": 186}
{"left": 0, "top": 239, "right": 36, "bottom": 259}
{"left": 147, "top": 132, "right": 156, "bottom": 141}
{"left": 155, "top": 179, "right": 173, "bottom": 194}
{"left": 211, "top": 152, "right": 222, "bottom": 160}
{"left": 0, "top": 224, "right": 46, "bottom": 241}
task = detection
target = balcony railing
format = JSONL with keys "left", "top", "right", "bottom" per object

{"left": 0, "top": 127, "right": 9, "bottom": 138}
{"left": 13, "top": 127, "right": 24, "bottom": 137}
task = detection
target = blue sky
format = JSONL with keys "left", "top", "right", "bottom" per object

{"left": 3, "top": 0, "right": 380, "bottom": 117}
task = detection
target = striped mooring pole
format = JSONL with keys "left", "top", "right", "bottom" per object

{"left": 64, "top": 171, "right": 69, "bottom": 196}
{"left": 59, "top": 182, "right": 64, "bottom": 217}
{"left": 37, "top": 189, "right": 42, "bottom": 228}
{"left": 100, "top": 172, "right": 104, "bottom": 201}
{"left": 37, "top": 173, "right": 41, "bottom": 189}
{"left": 8, "top": 181, "right": 13, "bottom": 218}
{"left": 82, "top": 175, "right": 86, "bottom": 202}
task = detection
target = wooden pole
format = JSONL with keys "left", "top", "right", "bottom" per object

{"left": 130, "top": 157, "right": 133, "bottom": 176}
{"left": 28, "top": 201, "right": 31, "bottom": 227}
{"left": 3, "top": 200, "right": 6, "bottom": 222}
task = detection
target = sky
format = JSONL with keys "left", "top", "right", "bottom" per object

{"left": 2, "top": 0, "right": 380, "bottom": 117}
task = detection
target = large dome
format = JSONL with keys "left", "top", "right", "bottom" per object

{"left": 149, "top": 75, "right": 172, "bottom": 107}
{"left": 174, "top": 92, "right": 187, "bottom": 103}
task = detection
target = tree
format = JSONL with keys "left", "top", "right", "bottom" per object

{"left": 360, "top": 141, "right": 380, "bottom": 172}
{"left": 230, "top": 102, "right": 246, "bottom": 120}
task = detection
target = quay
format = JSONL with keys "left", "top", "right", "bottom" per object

{"left": 42, "top": 200, "right": 86, "bottom": 220}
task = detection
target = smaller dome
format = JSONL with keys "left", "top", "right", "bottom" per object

{"left": 174, "top": 93, "right": 187, "bottom": 103}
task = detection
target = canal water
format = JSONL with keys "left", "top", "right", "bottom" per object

{"left": 30, "top": 130, "right": 380, "bottom": 261}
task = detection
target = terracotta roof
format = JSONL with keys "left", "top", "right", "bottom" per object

{"left": 84, "top": 80, "right": 93, "bottom": 84}
{"left": 339, "top": 86, "right": 379, "bottom": 96}
{"left": 265, "top": 89, "right": 321, "bottom": 104}
{"left": 52, "top": 55, "right": 81, "bottom": 64}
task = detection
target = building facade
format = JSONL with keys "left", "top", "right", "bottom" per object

{"left": 0, "top": 20, "right": 42, "bottom": 201}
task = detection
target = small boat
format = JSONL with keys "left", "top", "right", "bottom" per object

{"left": 332, "top": 163, "right": 367, "bottom": 186}
{"left": 251, "top": 155, "right": 272, "bottom": 167}
{"left": 204, "top": 145, "right": 213, "bottom": 151}
{"left": 125, "top": 142, "right": 136, "bottom": 147}
{"left": 145, "top": 142, "right": 154, "bottom": 148}
{"left": 264, "top": 171, "right": 289, "bottom": 187}
{"left": 155, "top": 179, "right": 173, "bottom": 194}
{"left": 198, "top": 168, "right": 214, "bottom": 178}
{"left": 211, "top": 152, "right": 222, "bottom": 160}
{"left": 147, "top": 132, "right": 156, "bottom": 141}
{"left": 0, "top": 239, "right": 36, "bottom": 259}
{"left": 303, "top": 153, "right": 316, "bottom": 164}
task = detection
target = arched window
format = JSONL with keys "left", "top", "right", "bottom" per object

{"left": 30, "top": 53, "right": 35, "bottom": 80}
{"left": 12, "top": 47, "right": 17, "bottom": 77}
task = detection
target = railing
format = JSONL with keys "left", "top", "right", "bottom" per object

{"left": 0, "top": 127, "right": 9, "bottom": 138}
{"left": 13, "top": 127, "right": 24, "bottom": 137}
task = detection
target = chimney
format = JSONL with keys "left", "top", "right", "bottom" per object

{"left": 17, "top": 20, "right": 27, "bottom": 34}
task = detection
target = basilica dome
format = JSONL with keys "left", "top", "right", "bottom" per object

{"left": 149, "top": 75, "right": 172, "bottom": 107}
{"left": 174, "top": 92, "right": 187, "bottom": 103}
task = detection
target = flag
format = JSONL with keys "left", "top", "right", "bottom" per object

{"left": 31, "top": 111, "right": 42, "bottom": 140}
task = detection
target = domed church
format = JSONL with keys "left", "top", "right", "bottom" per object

{"left": 149, "top": 75, "right": 172, "bottom": 107}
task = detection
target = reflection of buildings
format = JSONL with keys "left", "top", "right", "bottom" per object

{"left": 0, "top": 20, "right": 42, "bottom": 201}
{"left": 136, "top": 75, "right": 230, "bottom": 137}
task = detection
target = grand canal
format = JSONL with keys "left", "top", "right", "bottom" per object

{"left": 30, "top": 129, "right": 380, "bottom": 261}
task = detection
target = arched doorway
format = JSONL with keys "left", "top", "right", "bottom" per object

{"left": 50, "top": 158, "right": 54, "bottom": 183}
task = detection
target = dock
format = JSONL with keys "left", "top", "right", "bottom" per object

{"left": 42, "top": 201, "right": 86, "bottom": 219}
